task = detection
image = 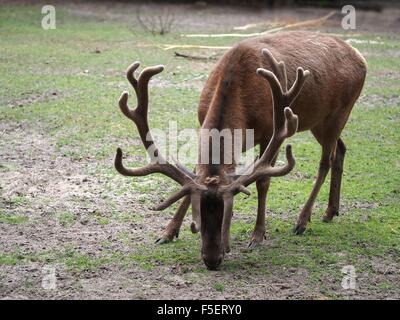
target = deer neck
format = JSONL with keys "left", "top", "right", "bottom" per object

{"left": 197, "top": 87, "right": 243, "bottom": 181}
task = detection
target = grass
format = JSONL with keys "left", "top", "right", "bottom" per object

{"left": 0, "top": 253, "right": 22, "bottom": 265}
{"left": 7, "top": 195, "right": 29, "bottom": 206}
{"left": 0, "top": 211, "right": 29, "bottom": 225}
{"left": 0, "top": 3, "right": 399, "bottom": 298}
{"left": 57, "top": 212, "right": 76, "bottom": 227}
{"left": 214, "top": 282, "right": 225, "bottom": 292}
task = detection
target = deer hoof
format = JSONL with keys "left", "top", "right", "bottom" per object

{"left": 322, "top": 209, "right": 338, "bottom": 223}
{"left": 293, "top": 224, "right": 306, "bottom": 235}
{"left": 247, "top": 241, "right": 259, "bottom": 249}
{"left": 155, "top": 231, "right": 177, "bottom": 245}
{"left": 248, "top": 229, "right": 266, "bottom": 249}
{"left": 247, "top": 236, "right": 264, "bottom": 249}
{"left": 190, "top": 221, "right": 200, "bottom": 234}
{"left": 155, "top": 237, "right": 171, "bottom": 245}
{"left": 322, "top": 215, "right": 333, "bottom": 223}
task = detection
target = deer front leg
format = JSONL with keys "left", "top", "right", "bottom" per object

{"left": 248, "top": 176, "right": 271, "bottom": 249}
{"left": 248, "top": 151, "right": 277, "bottom": 249}
{"left": 155, "top": 196, "right": 190, "bottom": 244}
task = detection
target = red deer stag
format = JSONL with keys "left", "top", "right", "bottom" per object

{"left": 115, "top": 31, "right": 367, "bottom": 270}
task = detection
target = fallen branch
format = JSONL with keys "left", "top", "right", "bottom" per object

{"left": 137, "top": 43, "right": 232, "bottom": 51}
{"left": 233, "top": 21, "right": 286, "bottom": 31}
{"left": 174, "top": 52, "right": 219, "bottom": 61}
{"left": 163, "top": 44, "right": 231, "bottom": 51}
{"left": 182, "top": 31, "right": 263, "bottom": 38}
{"left": 260, "top": 11, "right": 336, "bottom": 35}
{"left": 182, "top": 11, "right": 336, "bottom": 38}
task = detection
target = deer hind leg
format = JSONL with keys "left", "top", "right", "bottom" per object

{"left": 293, "top": 128, "right": 338, "bottom": 235}
{"left": 155, "top": 195, "right": 190, "bottom": 244}
{"left": 323, "top": 138, "right": 346, "bottom": 222}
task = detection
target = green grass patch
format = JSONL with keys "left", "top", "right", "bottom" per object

{"left": 0, "top": 212, "right": 29, "bottom": 224}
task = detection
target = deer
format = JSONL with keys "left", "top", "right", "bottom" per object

{"left": 114, "top": 31, "right": 367, "bottom": 270}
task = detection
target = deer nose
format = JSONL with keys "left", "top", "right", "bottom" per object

{"left": 202, "top": 255, "right": 223, "bottom": 270}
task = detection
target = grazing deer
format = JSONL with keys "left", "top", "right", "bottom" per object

{"left": 115, "top": 31, "right": 367, "bottom": 270}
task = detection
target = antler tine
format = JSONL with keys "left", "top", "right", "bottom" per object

{"left": 135, "top": 65, "right": 164, "bottom": 117}
{"left": 190, "top": 193, "right": 201, "bottom": 234}
{"left": 126, "top": 61, "right": 140, "bottom": 95}
{"left": 152, "top": 186, "right": 191, "bottom": 211}
{"left": 224, "top": 144, "right": 295, "bottom": 191}
{"left": 171, "top": 156, "right": 197, "bottom": 179}
{"left": 256, "top": 106, "right": 298, "bottom": 165}
{"left": 282, "top": 107, "right": 298, "bottom": 138}
{"left": 250, "top": 144, "right": 295, "bottom": 182}
{"left": 286, "top": 67, "right": 310, "bottom": 104}
{"left": 152, "top": 179, "right": 207, "bottom": 212}
{"left": 262, "top": 48, "right": 288, "bottom": 91}
{"left": 221, "top": 194, "right": 234, "bottom": 252}
{"left": 115, "top": 147, "right": 182, "bottom": 185}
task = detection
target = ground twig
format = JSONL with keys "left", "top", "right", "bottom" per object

{"left": 174, "top": 52, "right": 219, "bottom": 61}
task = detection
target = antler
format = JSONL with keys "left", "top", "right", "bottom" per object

{"left": 219, "top": 49, "right": 310, "bottom": 244}
{"left": 115, "top": 62, "right": 206, "bottom": 211}
{"left": 221, "top": 49, "right": 310, "bottom": 195}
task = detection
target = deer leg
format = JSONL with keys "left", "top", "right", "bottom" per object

{"left": 323, "top": 138, "right": 346, "bottom": 222}
{"left": 293, "top": 143, "right": 335, "bottom": 235}
{"left": 247, "top": 177, "right": 271, "bottom": 249}
{"left": 248, "top": 150, "right": 277, "bottom": 249}
{"left": 155, "top": 195, "right": 190, "bottom": 244}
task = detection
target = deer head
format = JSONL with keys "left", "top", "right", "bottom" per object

{"left": 114, "top": 49, "right": 310, "bottom": 269}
